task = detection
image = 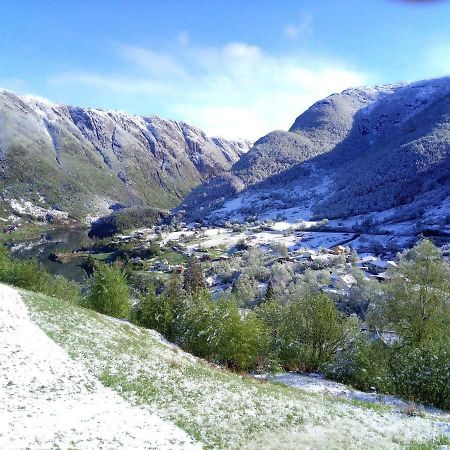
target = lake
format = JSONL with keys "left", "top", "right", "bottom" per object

{"left": 10, "top": 228, "right": 93, "bottom": 284}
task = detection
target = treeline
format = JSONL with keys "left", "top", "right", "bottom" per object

{"left": 1, "top": 240, "right": 448, "bottom": 409}
{"left": 89, "top": 206, "right": 167, "bottom": 238}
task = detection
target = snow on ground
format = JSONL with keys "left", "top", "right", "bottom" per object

{"left": 266, "top": 373, "right": 450, "bottom": 421}
{"left": 0, "top": 283, "right": 200, "bottom": 450}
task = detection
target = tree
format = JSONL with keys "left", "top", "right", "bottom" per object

{"left": 264, "top": 281, "right": 277, "bottom": 303}
{"left": 259, "top": 292, "right": 357, "bottom": 372}
{"left": 87, "top": 263, "right": 131, "bottom": 319}
{"left": 183, "top": 256, "right": 206, "bottom": 295}
{"left": 373, "top": 240, "right": 450, "bottom": 346}
{"left": 286, "top": 292, "right": 357, "bottom": 371}
{"left": 161, "top": 271, "right": 187, "bottom": 341}
{"left": 214, "top": 297, "right": 269, "bottom": 371}
{"left": 231, "top": 273, "right": 256, "bottom": 305}
{"left": 135, "top": 283, "right": 174, "bottom": 336}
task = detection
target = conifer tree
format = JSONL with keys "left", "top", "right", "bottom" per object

{"left": 183, "top": 256, "right": 206, "bottom": 295}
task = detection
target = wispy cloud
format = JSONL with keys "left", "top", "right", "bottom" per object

{"left": 49, "top": 39, "right": 367, "bottom": 140}
{"left": 283, "top": 14, "right": 313, "bottom": 40}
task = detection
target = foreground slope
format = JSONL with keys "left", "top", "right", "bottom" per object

{"left": 1, "top": 285, "right": 448, "bottom": 449}
{"left": 0, "top": 283, "right": 198, "bottom": 449}
{"left": 181, "top": 77, "right": 450, "bottom": 231}
{"left": 0, "top": 90, "right": 250, "bottom": 222}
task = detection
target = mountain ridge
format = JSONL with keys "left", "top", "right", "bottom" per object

{"left": 179, "top": 76, "right": 450, "bottom": 233}
{"left": 0, "top": 89, "right": 251, "bottom": 223}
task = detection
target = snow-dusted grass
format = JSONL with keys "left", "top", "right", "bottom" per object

{"left": 14, "top": 287, "right": 449, "bottom": 449}
{"left": 0, "top": 284, "right": 198, "bottom": 450}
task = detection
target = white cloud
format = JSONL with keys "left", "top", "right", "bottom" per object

{"left": 48, "top": 41, "right": 367, "bottom": 140}
{"left": 283, "top": 14, "right": 313, "bottom": 40}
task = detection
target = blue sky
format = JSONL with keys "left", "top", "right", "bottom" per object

{"left": 1, "top": 0, "right": 450, "bottom": 139}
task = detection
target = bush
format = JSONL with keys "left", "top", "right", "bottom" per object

{"left": 325, "top": 338, "right": 391, "bottom": 392}
{"left": 0, "top": 246, "right": 81, "bottom": 304}
{"left": 389, "top": 342, "right": 450, "bottom": 409}
{"left": 134, "top": 283, "right": 174, "bottom": 337}
{"left": 87, "top": 263, "right": 131, "bottom": 319}
{"left": 258, "top": 292, "right": 357, "bottom": 372}
{"left": 213, "top": 297, "right": 269, "bottom": 371}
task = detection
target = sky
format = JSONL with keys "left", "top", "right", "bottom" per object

{"left": 1, "top": 0, "right": 450, "bottom": 140}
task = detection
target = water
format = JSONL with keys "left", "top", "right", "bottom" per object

{"left": 10, "top": 228, "right": 93, "bottom": 285}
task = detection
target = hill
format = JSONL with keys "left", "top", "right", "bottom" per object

{"left": 1, "top": 283, "right": 448, "bottom": 449}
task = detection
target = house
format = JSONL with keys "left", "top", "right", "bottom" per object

{"left": 367, "top": 259, "right": 397, "bottom": 275}
{"left": 330, "top": 245, "right": 349, "bottom": 255}
{"left": 330, "top": 273, "right": 357, "bottom": 289}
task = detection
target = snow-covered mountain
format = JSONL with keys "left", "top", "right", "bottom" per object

{"left": 0, "top": 90, "right": 251, "bottom": 222}
{"left": 179, "top": 77, "right": 450, "bottom": 235}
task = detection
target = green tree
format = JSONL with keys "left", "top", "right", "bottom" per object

{"left": 259, "top": 292, "right": 356, "bottom": 372}
{"left": 135, "top": 283, "right": 174, "bottom": 336}
{"left": 373, "top": 240, "right": 450, "bottom": 346}
{"left": 161, "top": 271, "right": 187, "bottom": 340}
{"left": 87, "top": 263, "right": 131, "bottom": 319}
{"left": 181, "top": 289, "right": 217, "bottom": 358}
{"left": 231, "top": 273, "right": 256, "bottom": 305}
{"left": 264, "top": 281, "right": 277, "bottom": 303}
{"left": 183, "top": 256, "right": 206, "bottom": 295}
{"left": 214, "top": 297, "right": 269, "bottom": 371}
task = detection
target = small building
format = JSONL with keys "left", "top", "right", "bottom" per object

{"left": 367, "top": 259, "right": 397, "bottom": 275}
{"left": 330, "top": 273, "right": 357, "bottom": 289}
{"left": 330, "top": 245, "right": 349, "bottom": 255}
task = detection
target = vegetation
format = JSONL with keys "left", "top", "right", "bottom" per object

{"left": 89, "top": 206, "right": 167, "bottom": 238}
{"left": 329, "top": 240, "right": 450, "bottom": 409}
{"left": 23, "top": 289, "right": 443, "bottom": 449}
{"left": 87, "top": 262, "right": 131, "bottom": 319}
{"left": 1, "top": 236, "right": 449, "bottom": 410}
{"left": 258, "top": 292, "right": 358, "bottom": 372}
{"left": 0, "top": 246, "right": 81, "bottom": 303}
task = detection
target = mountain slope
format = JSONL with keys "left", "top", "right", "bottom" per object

{"left": 0, "top": 90, "right": 250, "bottom": 223}
{"left": 180, "top": 77, "right": 450, "bottom": 230}
{"left": 4, "top": 285, "right": 446, "bottom": 449}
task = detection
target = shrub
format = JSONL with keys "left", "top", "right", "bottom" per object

{"left": 258, "top": 292, "right": 357, "bottom": 372}
{"left": 325, "top": 338, "right": 391, "bottom": 392}
{"left": 0, "top": 246, "right": 81, "bottom": 303}
{"left": 389, "top": 342, "right": 450, "bottom": 409}
{"left": 213, "top": 297, "right": 269, "bottom": 371}
{"left": 87, "top": 263, "right": 131, "bottom": 319}
{"left": 134, "top": 283, "right": 174, "bottom": 337}
{"left": 183, "top": 257, "right": 206, "bottom": 295}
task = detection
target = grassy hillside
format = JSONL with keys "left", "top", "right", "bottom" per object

{"left": 21, "top": 290, "right": 449, "bottom": 449}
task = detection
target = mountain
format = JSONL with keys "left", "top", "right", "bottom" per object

{"left": 180, "top": 77, "right": 450, "bottom": 233}
{"left": 0, "top": 89, "right": 251, "bottom": 223}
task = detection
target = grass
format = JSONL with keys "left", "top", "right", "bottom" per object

{"left": 407, "top": 435, "right": 450, "bottom": 449}
{"left": 0, "top": 221, "right": 56, "bottom": 245}
{"left": 20, "top": 289, "right": 450, "bottom": 450}
{"left": 157, "top": 249, "right": 187, "bottom": 265}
